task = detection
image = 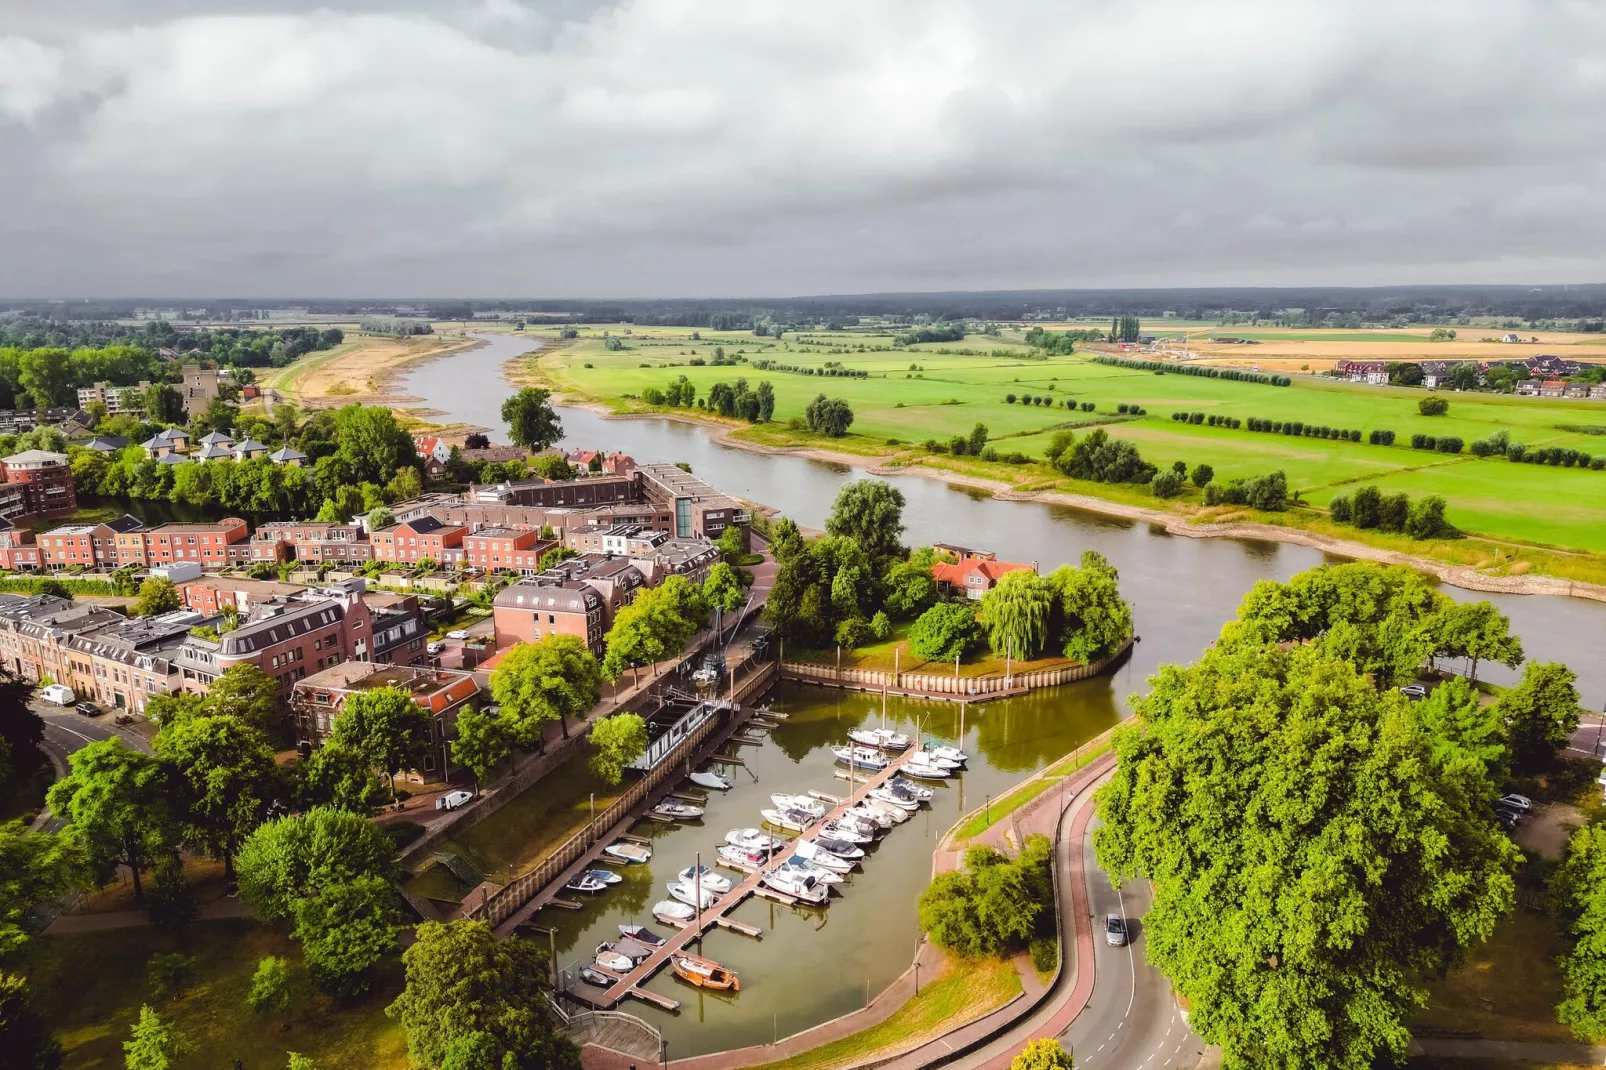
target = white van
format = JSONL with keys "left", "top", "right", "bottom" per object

{"left": 40, "top": 683, "right": 76, "bottom": 706}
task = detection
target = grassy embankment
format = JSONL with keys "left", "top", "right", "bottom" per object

{"left": 510, "top": 324, "right": 1606, "bottom": 582}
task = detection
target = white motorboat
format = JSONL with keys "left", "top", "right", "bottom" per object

{"left": 848, "top": 727, "right": 911, "bottom": 751}
{"left": 781, "top": 855, "right": 844, "bottom": 884}
{"left": 726, "top": 828, "right": 783, "bottom": 853}
{"left": 836, "top": 810, "right": 881, "bottom": 836}
{"left": 677, "top": 865, "right": 732, "bottom": 894}
{"left": 912, "top": 751, "right": 961, "bottom": 771}
{"left": 619, "top": 924, "right": 666, "bottom": 946}
{"left": 890, "top": 777, "right": 934, "bottom": 800}
{"left": 761, "top": 868, "right": 830, "bottom": 906}
{"left": 666, "top": 881, "right": 720, "bottom": 910}
{"left": 603, "top": 841, "right": 652, "bottom": 863}
{"left": 760, "top": 808, "right": 814, "bottom": 832}
{"left": 795, "top": 838, "right": 854, "bottom": 871}
{"left": 595, "top": 944, "right": 634, "bottom": 972}
{"left": 769, "top": 793, "right": 826, "bottom": 818}
{"left": 810, "top": 835, "right": 865, "bottom": 860}
{"left": 689, "top": 770, "right": 733, "bottom": 791}
{"left": 859, "top": 800, "right": 910, "bottom": 824}
{"left": 832, "top": 745, "right": 889, "bottom": 772}
{"left": 868, "top": 786, "right": 919, "bottom": 811}
{"left": 565, "top": 873, "right": 608, "bottom": 894}
{"left": 652, "top": 900, "right": 695, "bottom": 925}
{"left": 718, "top": 843, "right": 768, "bottom": 869}
{"left": 820, "top": 819, "right": 873, "bottom": 844}
{"left": 924, "top": 744, "right": 969, "bottom": 764}
{"left": 652, "top": 800, "right": 706, "bottom": 821}
{"left": 583, "top": 869, "right": 623, "bottom": 885}
{"left": 846, "top": 804, "right": 895, "bottom": 829}
{"left": 902, "top": 759, "right": 954, "bottom": 780}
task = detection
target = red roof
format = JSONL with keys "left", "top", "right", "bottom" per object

{"left": 931, "top": 559, "right": 1033, "bottom": 587}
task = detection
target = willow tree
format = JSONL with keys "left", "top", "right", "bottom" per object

{"left": 979, "top": 570, "right": 1056, "bottom": 659}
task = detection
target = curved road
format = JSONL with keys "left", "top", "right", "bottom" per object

{"left": 32, "top": 704, "right": 152, "bottom": 832}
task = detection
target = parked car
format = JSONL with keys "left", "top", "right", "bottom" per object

{"left": 446, "top": 629, "right": 469, "bottom": 641}
{"left": 1399, "top": 684, "right": 1429, "bottom": 699}
{"left": 427, "top": 641, "right": 445, "bottom": 655}
{"left": 1499, "top": 793, "right": 1533, "bottom": 812}
{"left": 74, "top": 701, "right": 99, "bottom": 717}
{"left": 1495, "top": 808, "right": 1521, "bottom": 830}
{"left": 39, "top": 683, "right": 76, "bottom": 706}
{"left": 1105, "top": 914, "right": 1128, "bottom": 947}
{"left": 435, "top": 789, "right": 475, "bottom": 812}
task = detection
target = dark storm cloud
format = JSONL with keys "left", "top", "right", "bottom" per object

{"left": 2, "top": 0, "right": 1606, "bottom": 297}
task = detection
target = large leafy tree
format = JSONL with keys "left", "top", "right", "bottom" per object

{"left": 500, "top": 388, "right": 563, "bottom": 452}
{"left": 1048, "top": 551, "right": 1133, "bottom": 662}
{"left": 235, "top": 807, "right": 398, "bottom": 922}
{"left": 804, "top": 394, "right": 853, "bottom": 437}
{"left": 907, "top": 602, "right": 981, "bottom": 662}
{"left": 587, "top": 714, "right": 647, "bottom": 785}
{"left": 600, "top": 580, "right": 703, "bottom": 682}
{"left": 0, "top": 972, "right": 63, "bottom": 1070}
{"left": 1433, "top": 600, "right": 1524, "bottom": 681}
{"left": 1094, "top": 641, "right": 1517, "bottom": 1070}
{"left": 1495, "top": 661, "right": 1580, "bottom": 771}
{"left": 919, "top": 839, "right": 1049, "bottom": 957}
{"left": 979, "top": 570, "right": 1056, "bottom": 659}
{"left": 824, "top": 479, "right": 905, "bottom": 562}
{"left": 881, "top": 548, "right": 940, "bottom": 620}
{"left": 1553, "top": 824, "right": 1606, "bottom": 1040}
{"left": 133, "top": 577, "right": 181, "bottom": 617}
{"left": 46, "top": 739, "right": 176, "bottom": 901}
{"left": 206, "top": 663, "right": 283, "bottom": 737}
{"left": 450, "top": 707, "right": 512, "bottom": 789}
{"left": 386, "top": 920, "right": 578, "bottom": 1070}
{"left": 333, "top": 404, "right": 416, "bottom": 488}
{"left": 490, "top": 636, "right": 602, "bottom": 743}
{"left": 0, "top": 822, "right": 84, "bottom": 958}
{"left": 0, "top": 671, "right": 44, "bottom": 781}
{"left": 292, "top": 874, "right": 397, "bottom": 996}
{"left": 298, "top": 742, "right": 384, "bottom": 814}
{"left": 703, "top": 562, "right": 745, "bottom": 615}
{"left": 327, "top": 687, "right": 433, "bottom": 802}
{"left": 154, "top": 714, "right": 280, "bottom": 877}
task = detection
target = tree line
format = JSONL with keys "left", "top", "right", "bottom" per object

{"left": 1093, "top": 354, "right": 1292, "bottom": 386}
{"left": 1328, "top": 486, "right": 1458, "bottom": 540}
{"left": 749, "top": 359, "right": 869, "bottom": 378}
{"left": 895, "top": 323, "right": 966, "bottom": 345}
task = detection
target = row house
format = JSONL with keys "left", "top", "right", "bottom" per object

{"left": 2, "top": 450, "right": 77, "bottom": 520}
{"left": 540, "top": 555, "right": 646, "bottom": 620}
{"left": 115, "top": 518, "right": 252, "bottom": 568}
{"left": 564, "top": 522, "right": 670, "bottom": 557}
{"left": 492, "top": 581, "right": 608, "bottom": 654}
{"left": 461, "top": 526, "right": 553, "bottom": 574}
{"left": 179, "top": 577, "right": 308, "bottom": 615}
{"left": 370, "top": 515, "right": 466, "bottom": 565}
{"left": 1333, "top": 361, "right": 1389, "bottom": 386}
{"left": 629, "top": 538, "right": 721, "bottom": 587}
{"left": 291, "top": 663, "right": 481, "bottom": 779}
{"left": 564, "top": 449, "right": 636, "bottom": 477}
{"left": 0, "top": 595, "right": 127, "bottom": 686}
{"left": 251, "top": 521, "right": 373, "bottom": 565}
{"left": 65, "top": 612, "right": 202, "bottom": 713}
{"left": 0, "top": 519, "right": 40, "bottom": 570}
{"left": 37, "top": 515, "right": 144, "bottom": 569}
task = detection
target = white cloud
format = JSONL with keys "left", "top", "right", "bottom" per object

{"left": 2, "top": 0, "right": 1606, "bottom": 296}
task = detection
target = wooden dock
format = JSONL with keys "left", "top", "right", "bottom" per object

{"left": 714, "top": 916, "right": 763, "bottom": 938}
{"left": 582, "top": 749, "right": 912, "bottom": 1009}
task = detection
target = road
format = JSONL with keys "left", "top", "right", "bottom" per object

{"left": 1059, "top": 825, "right": 1206, "bottom": 1070}
{"left": 33, "top": 701, "right": 153, "bottom": 832}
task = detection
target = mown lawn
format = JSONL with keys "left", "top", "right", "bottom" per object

{"left": 783, "top": 619, "right": 1079, "bottom": 680}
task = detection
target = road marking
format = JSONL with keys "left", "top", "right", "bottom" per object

{"left": 46, "top": 722, "right": 97, "bottom": 745}
{"left": 1117, "top": 884, "right": 1136, "bottom": 1022}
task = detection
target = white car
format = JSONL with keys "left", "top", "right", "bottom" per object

{"left": 427, "top": 641, "right": 445, "bottom": 655}
{"left": 446, "top": 629, "right": 469, "bottom": 641}
{"left": 435, "top": 789, "right": 475, "bottom": 811}
{"left": 1499, "top": 793, "right": 1533, "bottom": 812}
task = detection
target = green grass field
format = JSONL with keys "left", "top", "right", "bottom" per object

{"left": 523, "top": 326, "right": 1606, "bottom": 561}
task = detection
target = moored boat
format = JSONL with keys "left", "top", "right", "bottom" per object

{"left": 781, "top": 854, "right": 844, "bottom": 884}
{"left": 810, "top": 835, "right": 865, "bottom": 860}
{"left": 924, "top": 743, "right": 968, "bottom": 764}
{"left": 689, "top": 770, "right": 733, "bottom": 791}
{"left": 860, "top": 799, "right": 910, "bottom": 824}
{"left": 831, "top": 745, "right": 889, "bottom": 772}
{"left": 677, "top": 865, "right": 732, "bottom": 894}
{"left": 594, "top": 944, "right": 634, "bottom": 972}
{"left": 619, "top": 924, "right": 666, "bottom": 946}
{"left": 760, "top": 807, "right": 814, "bottom": 832}
{"left": 902, "top": 759, "right": 953, "bottom": 780}
{"left": 565, "top": 873, "right": 608, "bottom": 894}
{"left": 652, "top": 800, "right": 706, "bottom": 821}
{"left": 726, "top": 828, "right": 784, "bottom": 853}
{"left": 672, "top": 953, "right": 739, "bottom": 992}
{"left": 868, "top": 786, "right": 919, "bottom": 811}
{"left": 761, "top": 867, "right": 830, "bottom": 905}
{"left": 603, "top": 841, "right": 652, "bottom": 863}
{"left": 820, "top": 818, "right": 873, "bottom": 844}
{"left": 769, "top": 793, "right": 826, "bottom": 818}
{"left": 795, "top": 838, "right": 854, "bottom": 871}
{"left": 580, "top": 965, "right": 615, "bottom": 987}
{"left": 890, "top": 777, "right": 934, "bottom": 800}
{"left": 846, "top": 804, "right": 895, "bottom": 829}
{"left": 666, "top": 880, "right": 720, "bottom": 910}
{"left": 848, "top": 727, "right": 911, "bottom": 751}
{"left": 717, "top": 843, "right": 768, "bottom": 869}
{"left": 584, "top": 868, "right": 623, "bottom": 884}
{"left": 652, "top": 900, "right": 695, "bottom": 925}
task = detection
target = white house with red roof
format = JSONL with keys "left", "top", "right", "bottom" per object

{"left": 414, "top": 434, "right": 452, "bottom": 465}
{"left": 929, "top": 545, "right": 1036, "bottom": 600}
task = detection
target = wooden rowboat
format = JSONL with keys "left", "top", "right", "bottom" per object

{"left": 671, "top": 953, "right": 740, "bottom": 992}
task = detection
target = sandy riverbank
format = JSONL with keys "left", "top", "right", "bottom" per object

{"left": 269, "top": 331, "right": 483, "bottom": 411}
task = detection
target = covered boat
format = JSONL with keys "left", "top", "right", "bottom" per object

{"left": 796, "top": 838, "right": 855, "bottom": 871}
{"left": 760, "top": 808, "right": 813, "bottom": 832}
{"left": 652, "top": 900, "right": 695, "bottom": 925}
{"left": 820, "top": 819, "right": 872, "bottom": 844}
{"left": 889, "top": 777, "right": 934, "bottom": 800}
{"left": 726, "top": 828, "right": 783, "bottom": 853}
{"left": 809, "top": 835, "right": 865, "bottom": 860}
{"left": 584, "top": 868, "right": 624, "bottom": 884}
{"left": 619, "top": 924, "right": 666, "bottom": 946}
{"left": 848, "top": 727, "right": 911, "bottom": 751}
{"left": 603, "top": 841, "right": 652, "bottom": 863}
{"left": 652, "top": 800, "right": 706, "bottom": 821}
{"left": 689, "top": 769, "right": 733, "bottom": 791}
{"left": 868, "top": 786, "right": 919, "bottom": 811}
{"left": 781, "top": 855, "right": 844, "bottom": 884}
{"left": 594, "top": 944, "right": 634, "bottom": 972}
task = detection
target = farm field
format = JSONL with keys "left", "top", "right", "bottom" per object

{"left": 521, "top": 325, "right": 1606, "bottom": 559}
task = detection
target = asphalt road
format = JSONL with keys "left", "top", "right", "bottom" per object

{"left": 1060, "top": 825, "right": 1206, "bottom": 1070}
{"left": 33, "top": 702, "right": 152, "bottom": 833}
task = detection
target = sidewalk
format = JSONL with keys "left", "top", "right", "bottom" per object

{"left": 46, "top": 894, "right": 253, "bottom": 934}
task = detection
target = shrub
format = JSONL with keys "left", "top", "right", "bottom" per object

{"left": 1151, "top": 469, "right": 1186, "bottom": 498}
{"left": 1191, "top": 463, "right": 1214, "bottom": 487}
{"left": 1435, "top": 436, "right": 1463, "bottom": 454}
{"left": 1368, "top": 429, "right": 1396, "bottom": 446}
{"left": 1029, "top": 936, "right": 1058, "bottom": 974}
{"left": 908, "top": 602, "right": 982, "bottom": 662}
{"left": 1419, "top": 396, "right": 1450, "bottom": 416}
{"left": 1328, "top": 494, "right": 1351, "bottom": 523}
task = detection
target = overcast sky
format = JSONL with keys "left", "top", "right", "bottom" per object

{"left": 4, "top": 1, "right": 1606, "bottom": 299}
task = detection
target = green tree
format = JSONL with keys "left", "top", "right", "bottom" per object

{"left": 0, "top": 822, "right": 84, "bottom": 957}
{"left": 333, "top": 404, "right": 416, "bottom": 488}
{"left": 287, "top": 1055, "right": 317, "bottom": 1070}
{"left": 18, "top": 348, "right": 72, "bottom": 408}
{"left": 703, "top": 562, "right": 745, "bottom": 615}
{"left": 1434, "top": 600, "right": 1524, "bottom": 682}
{"left": 205, "top": 663, "right": 283, "bottom": 737}
{"left": 247, "top": 955, "right": 293, "bottom": 1018}
{"left": 601, "top": 581, "right": 702, "bottom": 681}
{"left": 1094, "top": 640, "right": 1517, "bottom": 1070}
{"left": 1048, "top": 551, "right": 1133, "bottom": 662}
{"left": 1553, "top": 824, "right": 1606, "bottom": 1041}
{"left": 1010, "top": 1038, "right": 1073, "bottom": 1070}
{"left": 365, "top": 505, "right": 393, "bottom": 530}
{"left": 881, "top": 548, "right": 939, "bottom": 619}
{"left": 489, "top": 636, "right": 602, "bottom": 744}
{"left": 824, "top": 479, "right": 905, "bottom": 562}
{"left": 501, "top": 388, "right": 564, "bottom": 451}
{"left": 387, "top": 465, "right": 423, "bottom": 502}
{"left": 804, "top": 394, "right": 854, "bottom": 437}
{"left": 1413, "top": 677, "right": 1509, "bottom": 784}
{"left": 0, "top": 671, "right": 45, "bottom": 783}
{"left": 1419, "top": 395, "right": 1449, "bottom": 416}
{"left": 1495, "top": 661, "right": 1580, "bottom": 771}
{"left": 133, "top": 577, "right": 181, "bottom": 618}
{"left": 46, "top": 740, "right": 175, "bottom": 901}
{"left": 907, "top": 602, "right": 981, "bottom": 662}
{"left": 587, "top": 714, "right": 647, "bottom": 785}
{"left": 979, "top": 570, "right": 1056, "bottom": 659}
{"left": 450, "top": 708, "right": 511, "bottom": 789}
{"left": 292, "top": 874, "right": 397, "bottom": 996}
{"left": 327, "top": 687, "right": 433, "bottom": 802}
{"left": 918, "top": 838, "right": 1049, "bottom": 956}
{"left": 527, "top": 454, "right": 573, "bottom": 481}
{"left": 155, "top": 715, "right": 279, "bottom": 878}
{"left": 386, "top": 920, "right": 578, "bottom": 1070}
{"left": 235, "top": 807, "right": 398, "bottom": 923}
{"left": 298, "top": 743, "right": 384, "bottom": 814}
{"left": 0, "top": 972, "right": 63, "bottom": 1070}
{"left": 1190, "top": 463, "right": 1214, "bottom": 488}
{"left": 123, "top": 1005, "right": 188, "bottom": 1070}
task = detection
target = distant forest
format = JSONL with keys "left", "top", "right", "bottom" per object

{"left": 9, "top": 284, "right": 1606, "bottom": 330}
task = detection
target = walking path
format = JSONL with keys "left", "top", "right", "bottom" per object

{"left": 1412, "top": 1037, "right": 1606, "bottom": 1062}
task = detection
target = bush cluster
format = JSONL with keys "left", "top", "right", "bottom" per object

{"left": 1369, "top": 429, "right": 1397, "bottom": 445}
{"left": 1044, "top": 428, "right": 1155, "bottom": 484}
{"left": 1172, "top": 411, "right": 1244, "bottom": 429}
{"left": 1409, "top": 433, "right": 1464, "bottom": 454}
{"left": 1091, "top": 354, "right": 1291, "bottom": 386}
{"left": 1243, "top": 417, "right": 1364, "bottom": 442}
{"left": 750, "top": 359, "right": 867, "bottom": 377}
{"left": 1115, "top": 403, "right": 1148, "bottom": 415}
{"left": 1203, "top": 470, "right": 1289, "bottom": 510}
{"left": 1328, "top": 486, "right": 1459, "bottom": 540}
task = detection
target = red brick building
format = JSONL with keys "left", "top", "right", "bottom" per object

{"left": 291, "top": 663, "right": 481, "bottom": 780}
{"left": 250, "top": 521, "right": 373, "bottom": 565}
{"left": 492, "top": 581, "right": 607, "bottom": 653}
{"left": 371, "top": 515, "right": 466, "bottom": 565}
{"left": 37, "top": 515, "right": 144, "bottom": 569}
{"left": 461, "top": 526, "right": 552, "bottom": 574}
{"left": 115, "top": 518, "right": 251, "bottom": 568}
{"left": 0, "top": 519, "right": 40, "bottom": 570}
{"left": 1, "top": 450, "right": 77, "bottom": 520}
{"left": 930, "top": 546, "right": 1036, "bottom": 600}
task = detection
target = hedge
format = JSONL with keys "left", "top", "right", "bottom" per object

{"left": 1092, "top": 354, "right": 1291, "bottom": 386}
{"left": 0, "top": 576, "right": 121, "bottom": 595}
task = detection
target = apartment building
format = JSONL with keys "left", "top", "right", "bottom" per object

{"left": 0, "top": 595, "right": 127, "bottom": 685}
{"left": 1, "top": 450, "right": 77, "bottom": 520}
{"left": 291, "top": 663, "right": 480, "bottom": 779}
{"left": 250, "top": 521, "right": 373, "bottom": 565}
{"left": 492, "top": 580, "right": 607, "bottom": 653}
{"left": 540, "top": 555, "right": 645, "bottom": 621}
{"left": 65, "top": 611, "right": 204, "bottom": 713}
{"left": 77, "top": 381, "right": 147, "bottom": 414}
{"left": 0, "top": 519, "right": 40, "bottom": 570}
{"left": 37, "top": 515, "right": 145, "bottom": 569}
{"left": 461, "top": 526, "right": 552, "bottom": 574}
{"left": 179, "top": 577, "right": 307, "bottom": 615}
{"left": 114, "top": 518, "right": 252, "bottom": 568}
{"left": 181, "top": 364, "right": 219, "bottom": 414}
{"left": 370, "top": 515, "right": 467, "bottom": 565}
{"left": 636, "top": 464, "right": 746, "bottom": 539}
{"left": 564, "top": 522, "right": 670, "bottom": 557}
{"left": 629, "top": 537, "right": 722, "bottom": 586}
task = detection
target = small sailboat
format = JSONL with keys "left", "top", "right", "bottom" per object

{"left": 849, "top": 727, "right": 911, "bottom": 751}
{"left": 580, "top": 965, "right": 615, "bottom": 987}
{"left": 667, "top": 881, "right": 720, "bottom": 910}
{"left": 890, "top": 777, "right": 934, "bottom": 800}
{"left": 726, "top": 828, "right": 784, "bottom": 853}
{"left": 595, "top": 944, "right": 634, "bottom": 972}
{"left": 653, "top": 900, "right": 696, "bottom": 925}
{"left": 603, "top": 841, "right": 652, "bottom": 863}
{"left": 689, "top": 769, "right": 733, "bottom": 791}
{"left": 760, "top": 808, "right": 814, "bottom": 832}
{"left": 902, "top": 758, "right": 953, "bottom": 780}
{"left": 868, "top": 786, "right": 919, "bottom": 811}
{"left": 795, "top": 838, "right": 854, "bottom": 871}
{"left": 762, "top": 868, "right": 830, "bottom": 905}
{"left": 619, "top": 924, "right": 666, "bottom": 946}
{"left": 584, "top": 868, "right": 624, "bottom": 885}
{"left": 769, "top": 793, "right": 826, "bottom": 818}
{"left": 832, "top": 745, "right": 889, "bottom": 772}
{"left": 671, "top": 953, "right": 739, "bottom": 992}
{"left": 652, "top": 800, "right": 705, "bottom": 821}
{"left": 914, "top": 751, "right": 961, "bottom": 771}
{"left": 809, "top": 835, "right": 865, "bottom": 860}
{"left": 565, "top": 872, "right": 609, "bottom": 894}
{"left": 677, "top": 865, "right": 732, "bottom": 894}
{"left": 781, "top": 854, "right": 844, "bottom": 884}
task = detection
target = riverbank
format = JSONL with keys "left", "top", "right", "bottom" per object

{"left": 264, "top": 330, "right": 485, "bottom": 414}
